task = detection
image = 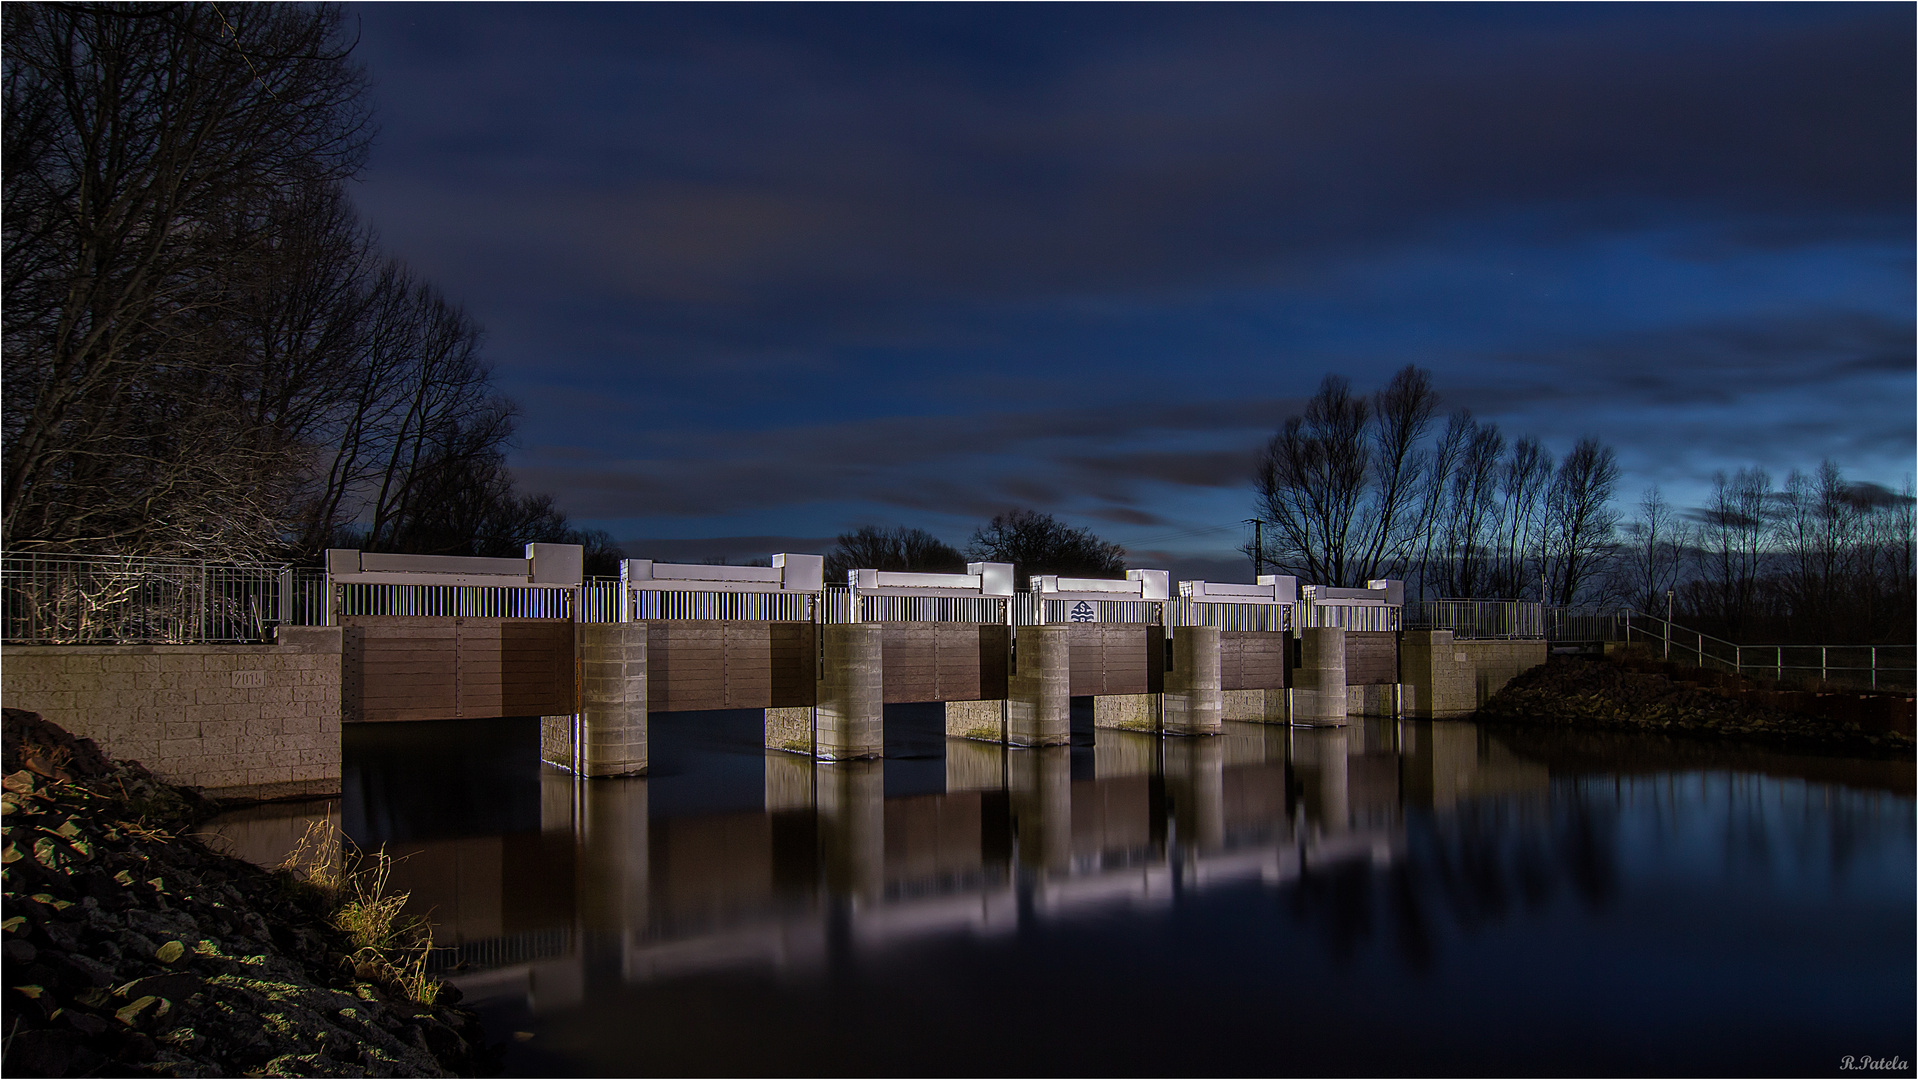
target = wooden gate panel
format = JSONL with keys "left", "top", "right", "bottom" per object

{"left": 769, "top": 623, "right": 816, "bottom": 708}
{"left": 1220, "top": 631, "right": 1290, "bottom": 690}
{"left": 1066, "top": 625, "right": 1158, "bottom": 697}
{"left": 344, "top": 616, "right": 573, "bottom": 723}
{"left": 647, "top": 622, "right": 728, "bottom": 712}
{"left": 721, "top": 623, "right": 773, "bottom": 708}
{"left": 1345, "top": 631, "right": 1399, "bottom": 685}
{"left": 881, "top": 623, "right": 1007, "bottom": 703}
{"left": 646, "top": 620, "right": 815, "bottom": 711}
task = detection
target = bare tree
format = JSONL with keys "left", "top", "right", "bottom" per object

{"left": 1431, "top": 414, "right": 1506, "bottom": 597}
{"left": 967, "top": 509, "right": 1124, "bottom": 585}
{"left": 1490, "top": 435, "right": 1553, "bottom": 598}
{"left": 3, "top": 3, "right": 373, "bottom": 558}
{"left": 1253, "top": 366, "right": 1438, "bottom": 587}
{"left": 1688, "top": 467, "right": 1772, "bottom": 634}
{"left": 826, "top": 526, "right": 966, "bottom": 580}
{"left": 1542, "top": 436, "right": 1620, "bottom": 605}
{"left": 1618, "top": 485, "right": 1690, "bottom": 613}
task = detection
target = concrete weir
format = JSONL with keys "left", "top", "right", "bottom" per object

{"left": 5, "top": 546, "right": 1570, "bottom": 790}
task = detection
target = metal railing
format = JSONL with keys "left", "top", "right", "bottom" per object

{"left": 1169, "top": 598, "right": 1294, "bottom": 633}
{"left": 1543, "top": 605, "right": 1626, "bottom": 643}
{"left": 1603, "top": 609, "right": 1914, "bottom": 692}
{"left": 3, "top": 553, "right": 293, "bottom": 644}
{"left": 4, "top": 552, "right": 1376, "bottom": 643}
{"left": 331, "top": 579, "right": 579, "bottom": 620}
{"left": 632, "top": 586, "right": 814, "bottom": 622}
{"left": 1299, "top": 602, "right": 1401, "bottom": 632}
{"left": 1405, "top": 599, "right": 1544, "bottom": 640}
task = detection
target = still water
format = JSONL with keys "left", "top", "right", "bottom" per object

{"left": 208, "top": 705, "right": 1915, "bottom": 1077}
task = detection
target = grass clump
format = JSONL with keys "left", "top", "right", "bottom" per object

{"left": 278, "top": 820, "right": 443, "bottom": 1005}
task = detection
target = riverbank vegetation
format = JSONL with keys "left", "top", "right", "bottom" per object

{"left": 1, "top": 709, "right": 490, "bottom": 1075}
{"left": 1473, "top": 652, "right": 1914, "bottom": 758}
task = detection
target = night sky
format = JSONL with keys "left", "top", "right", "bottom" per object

{"left": 343, "top": 3, "right": 1914, "bottom": 581}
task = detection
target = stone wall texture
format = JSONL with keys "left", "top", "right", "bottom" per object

{"left": 1459, "top": 639, "right": 1550, "bottom": 709}
{"left": 1, "top": 627, "right": 343, "bottom": 799}
{"left": 1401, "top": 630, "right": 1548, "bottom": 719}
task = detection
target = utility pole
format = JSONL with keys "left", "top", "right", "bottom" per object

{"left": 1244, "top": 519, "right": 1263, "bottom": 579}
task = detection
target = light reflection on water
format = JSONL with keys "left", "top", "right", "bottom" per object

{"left": 208, "top": 708, "right": 1916, "bottom": 1076}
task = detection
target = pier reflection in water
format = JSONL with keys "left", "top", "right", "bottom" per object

{"left": 208, "top": 709, "right": 1914, "bottom": 1076}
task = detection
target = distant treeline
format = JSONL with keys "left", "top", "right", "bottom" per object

{"left": 2, "top": 4, "right": 620, "bottom": 572}
{"left": 1622, "top": 465, "right": 1914, "bottom": 645}
{"left": 823, "top": 510, "right": 1125, "bottom": 587}
{"left": 1248, "top": 368, "right": 1914, "bottom": 645}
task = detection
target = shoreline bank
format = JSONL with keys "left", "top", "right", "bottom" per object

{"left": 2, "top": 709, "right": 496, "bottom": 1077}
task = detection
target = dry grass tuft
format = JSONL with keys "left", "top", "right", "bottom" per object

{"left": 277, "top": 819, "right": 441, "bottom": 1005}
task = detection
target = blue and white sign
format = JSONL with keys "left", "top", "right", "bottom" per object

{"left": 1068, "top": 600, "right": 1099, "bottom": 623}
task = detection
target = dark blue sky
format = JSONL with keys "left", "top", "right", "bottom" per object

{"left": 344, "top": 3, "right": 1914, "bottom": 580}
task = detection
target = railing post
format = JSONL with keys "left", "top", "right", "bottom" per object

{"left": 1870, "top": 646, "right": 1877, "bottom": 690}
{"left": 1821, "top": 646, "right": 1828, "bottom": 684}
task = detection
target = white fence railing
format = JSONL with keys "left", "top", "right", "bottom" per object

{"left": 5, "top": 554, "right": 1393, "bottom": 642}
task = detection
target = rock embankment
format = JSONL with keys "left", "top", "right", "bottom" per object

{"left": 2, "top": 709, "right": 494, "bottom": 1076}
{"left": 1473, "top": 656, "right": 1914, "bottom": 758}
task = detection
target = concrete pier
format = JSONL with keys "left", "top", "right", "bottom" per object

{"left": 579, "top": 623, "right": 648, "bottom": 776}
{"left": 1006, "top": 625, "right": 1070, "bottom": 747}
{"left": 1291, "top": 627, "right": 1348, "bottom": 726}
{"left": 817, "top": 623, "right": 884, "bottom": 760}
{"left": 1163, "top": 626, "right": 1223, "bottom": 736}
{"left": 543, "top": 623, "right": 648, "bottom": 777}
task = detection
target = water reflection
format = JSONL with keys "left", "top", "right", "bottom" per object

{"left": 208, "top": 713, "right": 1915, "bottom": 1075}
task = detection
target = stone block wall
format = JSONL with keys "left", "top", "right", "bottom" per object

{"left": 1345, "top": 683, "right": 1402, "bottom": 718}
{"left": 1093, "top": 693, "right": 1159, "bottom": 731}
{"left": 943, "top": 699, "right": 1003, "bottom": 743}
{"left": 1401, "top": 630, "right": 1547, "bottom": 719}
{"left": 1, "top": 627, "right": 343, "bottom": 799}
{"left": 1221, "top": 688, "right": 1288, "bottom": 723}
{"left": 1458, "top": 639, "right": 1550, "bottom": 709}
